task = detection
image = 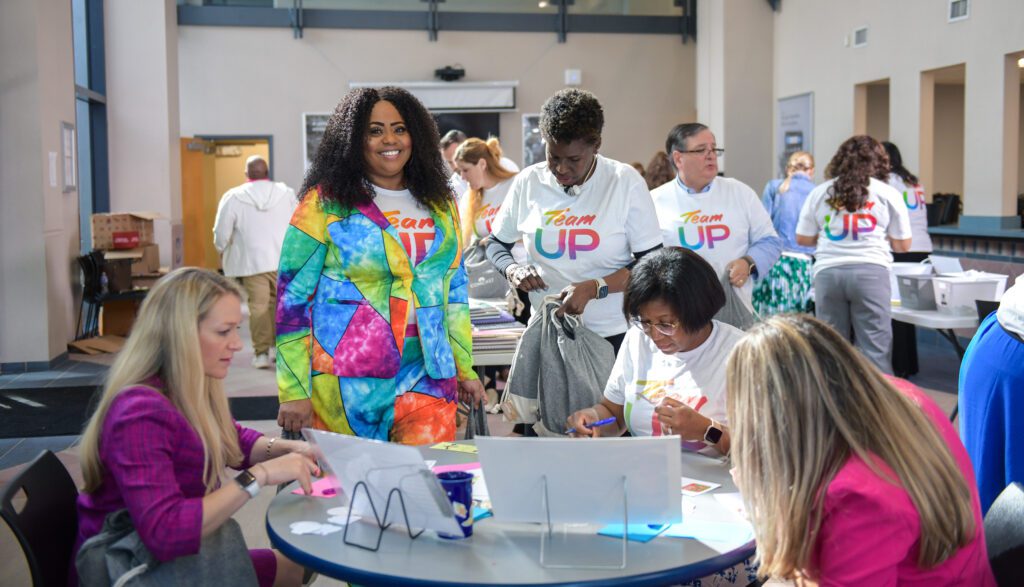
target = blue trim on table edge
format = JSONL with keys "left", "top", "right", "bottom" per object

{"left": 267, "top": 517, "right": 754, "bottom": 586}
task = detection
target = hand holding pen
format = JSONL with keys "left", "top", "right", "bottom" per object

{"left": 565, "top": 408, "right": 618, "bottom": 437}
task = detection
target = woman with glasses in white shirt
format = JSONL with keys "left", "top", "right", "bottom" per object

{"left": 566, "top": 247, "right": 744, "bottom": 456}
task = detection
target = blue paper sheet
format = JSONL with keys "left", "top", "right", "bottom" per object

{"left": 597, "top": 524, "right": 669, "bottom": 543}
{"left": 472, "top": 506, "right": 493, "bottom": 522}
{"left": 661, "top": 519, "right": 753, "bottom": 544}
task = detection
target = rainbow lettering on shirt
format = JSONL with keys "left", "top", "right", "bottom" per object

{"left": 824, "top": 209, "right": 877, "bottom": 241}
{"left": 903, "top": 186, "right": 925, "bottom": 210}
{"left": 534, "top": 208, "right": 600, "bottom": 260}
{"left": 475, "top": 203, "right": 500, "bottom": 235}
{"left": 676, "top": 210, "right": 730, "bottom": 250}
{"left": 383, "top": 210, "right": 436, "bottom": 263}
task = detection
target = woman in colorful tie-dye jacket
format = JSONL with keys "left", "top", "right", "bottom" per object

{"left": 275, "top": 86, "right": 485, "bottom": 445}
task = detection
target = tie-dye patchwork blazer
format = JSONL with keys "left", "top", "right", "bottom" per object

{"left": 275, "top": 188, "right": 475, "bottom": 404}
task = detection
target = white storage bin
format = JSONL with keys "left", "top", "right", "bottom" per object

{"left": 932, "top": 273, "right": 1008, "bottom": 315}
{"left": 897, "top": 275, "right": 937, "bottom": 310}
{"left": 890, "top": 262, "right": 933, "bottom": 302}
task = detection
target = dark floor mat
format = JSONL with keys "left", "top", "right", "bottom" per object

{"left": 0, "top": 386, "right": 279, "bottom": 438}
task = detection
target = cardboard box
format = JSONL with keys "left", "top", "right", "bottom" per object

{"left": 91, "top": 211, "right": 163, "bottom": 251}
{"left": 106, "top": 243, "right": 160, "bottom": 275}
{"left": 99, "top": 298, "right": 141, "bottom": 337}
{"left": 68, "top": 335, "right": 126, "bottom": 355}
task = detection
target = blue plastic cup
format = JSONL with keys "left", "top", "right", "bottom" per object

{"left": 436, "top": 471, "right": 474, "bottom": 539}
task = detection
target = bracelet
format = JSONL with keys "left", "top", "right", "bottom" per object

{"left": 265, "top": 437, "right": 277, "bottom": 461}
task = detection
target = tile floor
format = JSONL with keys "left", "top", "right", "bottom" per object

{"left": 0, "top": 316, "right": 963, "bottom": 586}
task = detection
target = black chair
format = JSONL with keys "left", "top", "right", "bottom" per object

{"left": 75, "top": 250, "right": 146, "bottom": 339}
{"left": 976, "top": 299, "right": 1000, "bottom": 322}
{"left": 985, "top": 481, "right": 1024, "bottom": 586}
{"left": 0, "top": 450, "right": 79, "bottom": 587}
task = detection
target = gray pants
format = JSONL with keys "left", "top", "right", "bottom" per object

{"left": 814, "top": 263, "right": 893, "bottom": 374}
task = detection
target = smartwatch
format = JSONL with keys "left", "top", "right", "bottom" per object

{"left": 703, "top": 420, "right": 724, "bottom": 446}
{"left": 234, "top": 469, "right": 260, "bottom": 499}
{"left": 742, "top": 255, "right": 757, "bottom": 275}
{"left": 593, "top": 277, "right": 609, "bottom": 299}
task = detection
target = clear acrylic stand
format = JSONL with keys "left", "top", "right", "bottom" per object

{"left": 342, "top": 465, "right": 432, "bottom": 552}
{"left": 538, "top": 474, "right": 629, "bottom": 570}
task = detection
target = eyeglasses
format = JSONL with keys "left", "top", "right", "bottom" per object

{"left": 629, "top": 317, "right": 680, "bottom": 337}
{"left": 678, "top": 147, "right": 725, "bottom": 157}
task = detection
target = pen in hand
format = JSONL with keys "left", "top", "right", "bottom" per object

{"left": 565, "top": 416, "right": 617, "bottom": 435}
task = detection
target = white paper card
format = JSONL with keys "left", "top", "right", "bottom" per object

{"left": 476, "top": 437, "right": 681, "bottom": 524}
{"left": 303, "top": 429, "right": 462, "bottom": 536}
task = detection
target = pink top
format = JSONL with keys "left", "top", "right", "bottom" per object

{"left": 808, "top": 379, "right": 996, "bottom": 586}
{"left": 71, "top": 384, "right": 266, "bottom": 585}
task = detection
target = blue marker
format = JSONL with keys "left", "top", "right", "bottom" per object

{"left": 565, "top": 417, "right": 617, "bottom": 435}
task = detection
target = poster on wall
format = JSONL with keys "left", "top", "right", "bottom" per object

{"left": 522, "top": 114, "right": 543, "bottom": 168}
{"left": 303, "top": 113, "right": 331, "bottom": 171}
{"left": 776, "top": 93, "right": 814, "bottom": 178}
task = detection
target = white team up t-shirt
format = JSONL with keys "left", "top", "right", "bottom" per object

{"left": 604, "top": 320, "right": 744, "bottom": 454}
{"left": 886, "top": 173, "right": 933, "bottom": 253}
{"left": 796, "top": 177, "right": 912, "bottom": 277}
{"left": 462, "top": 176, "right": 526, "bottom": 263}
{"left": 491, "top": 156, "right": 662, "bottom": 337}
{"left": 651, "top": 177, "right": 777, "bottom": 307}
{"left": 373, "top": 186, "right": 437, "bottom": 325}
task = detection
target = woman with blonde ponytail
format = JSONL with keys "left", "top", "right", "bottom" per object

{"left": 726, "top": 314, "right": 995, "bottom": 585}
{"left": 753, "top": 151, "right": 817, "bottom": 316}
{"left": 74, "top": 267, "right": 318, "bottom": 587}
{"left": 453, "top": 137, "right": 531, "bottom": 323}
{"left": 453, "top": 137, "right": 518, "bottom": 248}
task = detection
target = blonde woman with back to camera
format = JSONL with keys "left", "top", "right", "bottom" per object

{"left": 73, "top": 268, "right": 318, "bottom": 586}
{"left": 726, "top": 314, "right": 995, "bottom": 586}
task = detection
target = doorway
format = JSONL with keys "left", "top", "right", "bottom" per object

{"left": 854, "top": 78, "right": 890, "bottom": 142}
{"left": 180, "top": 136, "right": 272, "bottom": 269}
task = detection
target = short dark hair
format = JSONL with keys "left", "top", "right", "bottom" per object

{"left": 665, "top": 122, "right": 710, "bottom": 157}
{"left": 623, "top": 247, "right": 725, "bottom": 333}
{"left": 440, "top": 129, "right": 467, "bottom": 149}
{"left": 539, "top": 89, "right": 604, "bottom": 145}
{"left": 299, "top": 86, "right": 453, "bottom": 211}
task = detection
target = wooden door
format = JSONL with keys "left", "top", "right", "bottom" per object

{"left": 180, "top": 138, "right": 217, "bottom": 268}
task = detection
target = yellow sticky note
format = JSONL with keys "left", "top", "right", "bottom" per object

{"left": 430, "top": 442, "right": 479, "bottom": 454}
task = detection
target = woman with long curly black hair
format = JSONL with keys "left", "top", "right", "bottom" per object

{"left": 795, "top": 135, "right": 912, "bottom": 372}
{"left": 275, "top": 86, "right": 484, "bottom": 444}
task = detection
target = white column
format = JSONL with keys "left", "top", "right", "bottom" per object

{"left": 105, "top": 0, "right": 182, "bottom": 265}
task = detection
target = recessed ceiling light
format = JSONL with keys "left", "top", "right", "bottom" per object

{"left": 539, "top": 1, "right": 549, "bottom": 7}
{"left": 1018, "top": 57, "right": 1024, "bottom": 68}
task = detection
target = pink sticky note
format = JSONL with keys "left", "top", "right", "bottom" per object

{"left": 432, "top": 462, "right": 481, "bottom": 474}
{"left": 292, "top": 476, "right": 340, "bottom": 497}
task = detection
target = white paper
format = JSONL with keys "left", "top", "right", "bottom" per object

{"left": 713, "top": 492, "right": 748, "bottom": 520}
{"left": 476, "top": 437, "right": 681, "bottom": 524}
{"left": 303, "top": 429, "right": 463, "bottom": 536}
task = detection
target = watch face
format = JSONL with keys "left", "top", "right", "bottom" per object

{"left": 598, "top": 285, "right": 609, "bottom": 299}
{"left": 705, "top": 425, "right": 723, "bottom": 444}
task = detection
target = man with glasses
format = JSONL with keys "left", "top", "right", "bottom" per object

{"left": 651, "top": 123, "right": 781, "bottom": 316}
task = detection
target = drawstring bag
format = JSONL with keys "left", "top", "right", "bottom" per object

{"left": 463, "top": 241, "right": 509, "bottom": 299}
{"left": 463, "top": 399, "right": 490, "bottom": 439}
{"left": 502, "top": 297, "right": 614, "bottom": 436}
{"left": 76, "top": 509, "right": 257, "bottom": 587}
{"left": 714, "top": 272, "right": 759, "bottom": 331}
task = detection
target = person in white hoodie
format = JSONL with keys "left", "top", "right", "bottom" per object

{"left": 213, "top": 156, "right": 296, "bottom": 369}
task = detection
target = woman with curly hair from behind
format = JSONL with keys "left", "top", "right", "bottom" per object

{"left": 795, "top": 135, "right": 912, "bottom": 372}
{"left": 275, "top": 86, "right": 484, "bottom": 444}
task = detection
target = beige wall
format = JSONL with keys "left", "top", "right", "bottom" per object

{"left": 774, "top": 0, "right": 1024, "bottom": 218}
{"left": 177, "top": 27, "right": 697, "bottom": 194}
{"left": 933, "top": 84, "right": 966, "bottom": 195}
{"left": 695, "top": 0, "right": 774, "bottom": 189}
{"left": 105, "top": 0, "right": 181, "bottom": 266}
{"left": 0, "top": 0, "right": 78, "bottom": 365}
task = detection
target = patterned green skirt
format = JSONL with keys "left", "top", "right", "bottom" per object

{"left": 752, "top": 252, "right": 813, "bottom": 316}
